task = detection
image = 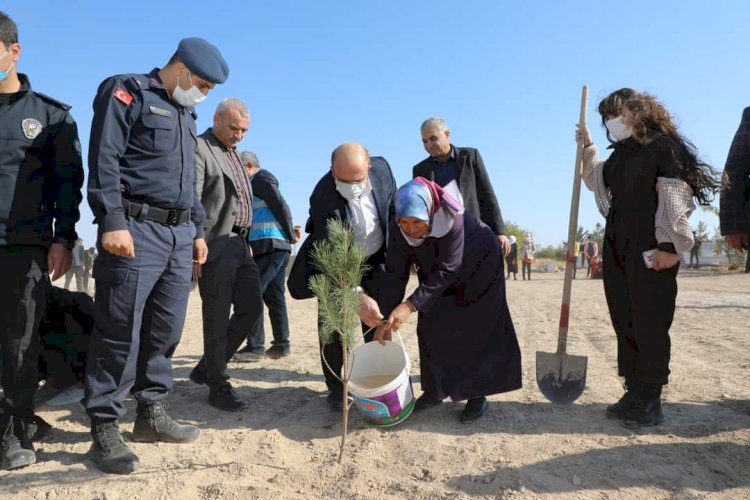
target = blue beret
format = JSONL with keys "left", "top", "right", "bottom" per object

{"left": 176, "top": 37, "right": 229, "bottom": 84}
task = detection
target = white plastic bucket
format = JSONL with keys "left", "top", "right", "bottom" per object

{"left": 346, "top": 334, "right": 415, "bottom": 427}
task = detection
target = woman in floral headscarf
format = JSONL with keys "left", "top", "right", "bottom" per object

{"left": 360, "top": 177, "right": 521, "bottom": 423}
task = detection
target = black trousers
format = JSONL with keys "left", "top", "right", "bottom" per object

{"left": 194, "top": 236, "right": 263, "bottom": 387}
{"left": 318, "top": 248, "right": 385, "bottom": 392}
{"left": 0, "top": 246, "right": 48, "bottom": 419}
{"left": 602, "top": 240, "right": 678, "bottom": 385}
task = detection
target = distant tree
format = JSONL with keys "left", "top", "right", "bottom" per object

{"left": 536, "top": 245, "right": 559, "bottom": 260}
{"left": 587, "top": 222, "right": 605, "bottom": 247}
{"left": 504, "top": 219, "right": 530, "bottom": 244}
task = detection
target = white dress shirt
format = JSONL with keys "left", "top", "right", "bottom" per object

{"left": 345, "top": 179, "right": 384, "bottom": 257}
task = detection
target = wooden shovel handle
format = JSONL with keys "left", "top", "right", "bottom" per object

{"left": 557, "top": 85, "right": 588, "bottom": 354}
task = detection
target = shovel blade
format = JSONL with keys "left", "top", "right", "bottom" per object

{"left": 535, "top": 351, "right": 588, "bottom": 404}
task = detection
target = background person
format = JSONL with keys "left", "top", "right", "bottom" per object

{"left": 506, "top": 235, "right": 518, "bottom": 280}
{"left": 520, "top": 233, "right": 536, "bottom": 280}
{"left": 234, "top": 151, "right": 298, "bottom": 361}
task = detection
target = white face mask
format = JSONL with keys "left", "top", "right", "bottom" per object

{"left": 335, "top": 179, "right": 366, "bottom": 201}
{"left": 172, "top": 70, "right": 206, "bottom": 107}
{"left": 605, "top": 116, "right": 633, "bottom": 142}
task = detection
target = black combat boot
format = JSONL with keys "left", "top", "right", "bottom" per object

{"left": 623, "top": 382, "right": 664, "bottom": 429}
{"left": 606, "top": 377, "right": 637, "bottom": 420}
{"left": 1, "top": 414, "right": 36, "bottom": 470}
{"left": 132, "top": 401, "right": 200, "bottom": 443}
{"left": 89, "top": 420, "right": 139, "bottom": 474}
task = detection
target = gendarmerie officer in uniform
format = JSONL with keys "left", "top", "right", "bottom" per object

{"left": 0, "top": 11, "right": 84, "bottom": 470}
{"left": 85, "top": 38, "right": 228, "bottom": 474}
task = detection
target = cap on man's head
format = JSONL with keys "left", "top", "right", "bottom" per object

{"left": 176, "top": 37, "right": 229, "bottom": 84}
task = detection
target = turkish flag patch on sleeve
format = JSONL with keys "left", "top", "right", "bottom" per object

{"left": 113, "top": 87, "right": 133, "bottom": 105}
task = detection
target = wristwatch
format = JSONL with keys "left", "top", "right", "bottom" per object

{"left": 52, "top": 237, "right": 76, "bottom": 250}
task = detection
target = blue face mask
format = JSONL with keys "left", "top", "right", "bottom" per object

{"left": 0, "top": 50, "right": 14, "bottom": 82}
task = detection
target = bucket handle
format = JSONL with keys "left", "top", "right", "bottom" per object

{"left": 358, "top": 327, "right": 410, "bottom": 373}
{"left": 324, "top": 326, "right": 411, "bottom": 384}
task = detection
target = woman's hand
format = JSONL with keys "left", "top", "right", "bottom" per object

{"left": 653, "top": 251, "right": 681, "bottom": 271}
{"left": 387, "top": 301, "right": 414, "bottom": 333}
{"left": 575, "top": 123, "right": 592, "bottom": 147}
{"left": 373, "top": 324, "right": 392, "bottom": 345}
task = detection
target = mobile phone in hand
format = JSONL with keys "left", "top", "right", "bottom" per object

{"left": 642, "top": 248, "right": 659, "bottom": 269}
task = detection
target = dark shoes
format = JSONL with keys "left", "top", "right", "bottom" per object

{"left": 26, "top": 415, "right": 52, "bottom": 442}
{"left": 89, "top": 420, "right": 139, "bottom": 474}
{"left": 606, "top": 377, "right": 637, "bottom": 420}
{"left": 132, "top": 401, "right": 200, "bottom": 443}
{"left": 209, "top": 384, "right": 247, "bottom": 412}
{"left": 623, "top": 383, "right": 664, "bottom": 429}
{"left": 327, "top": 390, "right": 344, "bottom": 412}
{"left": 460, "top": 397, "right": 488, "bottom": 423}
{"left": 233, "top": 347, "right": 266, "bottom": 362}
{"left": 1, "top": 414, "right": 36, "bottom": 470}
{"left": 266, "top": 345, "right": 291, "bottom": 359}
{"left": 189, "top": 367, "right": 207, "bottom": 385}
{"left": 414, "top": 394, "right": 443, "bottom": 412}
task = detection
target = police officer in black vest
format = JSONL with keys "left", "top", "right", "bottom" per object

{"left": 85, "top": 38, "right": 228, "bottom": 474}
{"left": 0, "top": 11, "right": 84, "bottom": 471}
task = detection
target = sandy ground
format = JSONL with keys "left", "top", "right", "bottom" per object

{"left": 1, "top": 268, "right": 749, "bottom": 499}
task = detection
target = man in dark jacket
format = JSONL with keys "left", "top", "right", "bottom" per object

{"left": 0, "top": 11, "right": 84, "bottom": 471}
{"left": 720, "top": 107, "right": 750, "bottom": 257}
{"left": 235, "top": 152, "right": 299, "bottom": 361}
{"left": 288, "top": 143, "right": 396, "bottom": 411}
{"left": 413, "top": 117, "right": 510, "bottom": 256}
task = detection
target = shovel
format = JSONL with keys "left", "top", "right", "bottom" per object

{"left": 536, "top": 85, "right": 589, "bottom": 404}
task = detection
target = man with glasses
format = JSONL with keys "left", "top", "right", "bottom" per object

{"left": 291, "top": 143, "right": 396, "bottom": 411}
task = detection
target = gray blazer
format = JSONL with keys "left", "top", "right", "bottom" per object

{"left": 195, "top": 128, "right": 253, "bottom": 263}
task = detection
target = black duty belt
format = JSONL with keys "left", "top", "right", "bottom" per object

{"left": 123, "top": 200, "right": 190, "bottom": 226}
{"left": 232, "top": 225, "right": 250, "bottom": 237}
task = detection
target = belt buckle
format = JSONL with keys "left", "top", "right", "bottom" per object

{"left": 239, "top": 227, "right": 249, "bottom": 237}
{"left": 167, "top": 209, "right": 180, "bottom": 226}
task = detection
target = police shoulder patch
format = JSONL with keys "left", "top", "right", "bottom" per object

{"left": 21, "top": 118, "right": 43, "bottom": 140}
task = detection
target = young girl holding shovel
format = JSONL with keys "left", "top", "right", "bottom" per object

{"left": 576, "top": 88, "right": 719, "bottom": 429}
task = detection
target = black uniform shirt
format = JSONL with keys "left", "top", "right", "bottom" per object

{"left": 0, "top": 74, "right": 83, "bottom": 246}
{"left": 87, "top": 68, "right": 205, "bottom": 237}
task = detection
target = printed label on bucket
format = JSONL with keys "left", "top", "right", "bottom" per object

{"left": 352, "top": 381, "right": 415, "bottom": 427}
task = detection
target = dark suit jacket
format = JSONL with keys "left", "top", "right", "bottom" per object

{"left": 288, "top": 156, "right": 397, "bottom": 299}
{"left": 413, "top": 145, "right": 506, "bottom": 235}
{"left": 720, "top": 107, "right": 750, "bottom": 235}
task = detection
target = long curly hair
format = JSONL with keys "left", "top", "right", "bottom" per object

{"left": 597, "top": 88, "right": 720, "bottom": 205}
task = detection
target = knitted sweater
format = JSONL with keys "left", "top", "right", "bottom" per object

{"left": 582, "top": 144, "right": 696, "bottom": 254}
